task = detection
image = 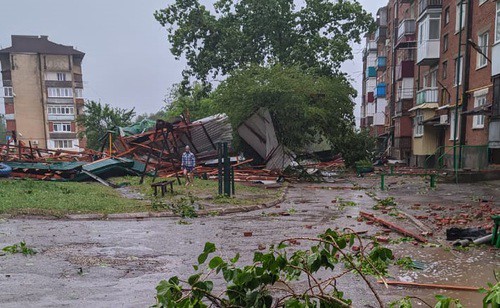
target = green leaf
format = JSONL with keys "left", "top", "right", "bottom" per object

{"left": 208, "top": 256, "right": 224, "bottom": 269}
{"left": 230, "top": 253, "right": 240, "bottom": 264}
{"left": 188, "top": 273, "right": 201, "bottom": 285}
{"left": 198, "top": 252, "right": 208, "bottom": 265}
{"left": 203, "top": 242, "right": 216, "bottom": 254}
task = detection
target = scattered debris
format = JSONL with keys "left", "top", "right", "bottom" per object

{"left": 359, "top": 211, "right": 428, "bottom": 243}
{"left": 446, "top": 227, "right": 487, "bottom": 241}
{"left": 378, "top": 280, "right": 481, "bottom": 292}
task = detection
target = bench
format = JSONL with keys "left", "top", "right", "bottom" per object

{"left": 151, "top": 180, "right": 176, "bottom": 196}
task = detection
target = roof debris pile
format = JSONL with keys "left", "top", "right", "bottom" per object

{"left": 1, "top": 112, "right": 345, "bottom": 184}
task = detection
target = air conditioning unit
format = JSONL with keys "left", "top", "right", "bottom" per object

{"left": 440, "top": 115, "right": 448, "bottom": 124}
{"left": 31, "top": 140, "right": 39, "bottom": 145}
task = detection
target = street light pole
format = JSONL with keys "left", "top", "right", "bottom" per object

{"left": 453, "top": 0, "right": 465, "bottom": 183}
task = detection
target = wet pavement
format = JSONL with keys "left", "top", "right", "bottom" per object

{"left": 0, "top": 176, "right": 499, "bottom": 307}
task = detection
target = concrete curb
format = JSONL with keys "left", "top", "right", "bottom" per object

{"left": 3, "top": 187, "right": 289, "bottom": 221}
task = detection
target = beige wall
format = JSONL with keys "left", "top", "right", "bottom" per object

{"left": 413, "top": 109, "right": 439, "bottom": 155}
{"left": 45, "top": 55, "right": 70, "bottom": 71}
{"left": 11, "top": 53, "right": 47, "bottom": 147}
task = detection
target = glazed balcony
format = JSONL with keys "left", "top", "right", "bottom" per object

{"left": 375, "top": 27, "right": 387, "bottom": 42}
{"left": 366, "top": 66, "right": 377, "bottom": 78}
{"left": 417, "top": 39, "right": 440, "bottom": 65}
{"left": 375, "top": 83, "right": 386, "bottom": 98}
{"left": 416, "top": 87, "right": 439, "bottom": 104}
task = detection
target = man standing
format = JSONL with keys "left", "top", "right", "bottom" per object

{"left": 181, "top": 145, "right": 196, "bottom": 186}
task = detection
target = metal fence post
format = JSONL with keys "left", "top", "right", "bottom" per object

{"left": 380, "top": 174, "right": 385, "bottom": 190}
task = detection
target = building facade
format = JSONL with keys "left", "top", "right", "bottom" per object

{"left": 361, "top": 0, "right": 500, "bottom": 169}
{"left": 0, "top": 35, "right": 85, "bottom": 151}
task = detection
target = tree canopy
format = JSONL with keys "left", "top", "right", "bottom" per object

{"left": 211, "top": 65, "right": 355, "bottom": 152}
{"left": 155, "top": 0, "right": 374, "bottom": 86}
{"left": 77, "top": 101, "right": 136, "bottom": 150}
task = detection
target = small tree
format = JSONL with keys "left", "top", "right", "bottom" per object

{"left": 164, "top": 83, "right": 216, "bottom": 121}
{"left": 77, "top": 101, "right": 135, "bottom": 150}
{"left": 331, "top": 129, "right": 376, "bottom": 167}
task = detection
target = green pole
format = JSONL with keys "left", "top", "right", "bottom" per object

{"left": 231, "top": 167, "right": 235, "bottom": 195}
{"left": 430, "top": 174, "right": 436, "bottom": 188}
{"left": 380, "top": 174, "right": 385, "bottom": 191}
{"left": 217, "top": 143, "right": 223, "bottom": 195}
{"left": 223, "top": 142, "right": 230, "bottom": 196}
{"left": 390, "top": 165, "right": 394, "bottom": 175}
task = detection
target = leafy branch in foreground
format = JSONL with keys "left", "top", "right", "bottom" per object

{"left": 154, "top": 228, "right": 390, "bottom": 307}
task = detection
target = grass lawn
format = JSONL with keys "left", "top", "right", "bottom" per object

{"left": 0, "top": 177, "right": 283, "bottom": 217}
{"left": 110, "top": 176, "right": 283, "bottom": 207}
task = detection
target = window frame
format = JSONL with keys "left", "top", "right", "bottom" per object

{"left": 472, "top": 90, "right": 487, "bottom": 129}
{"left": 53, "top": 140, "right": 73, "bottom": 149}
{"left": 455, "top": 2, "right": 466, "bottom": 33}
{"left": 442, "top": 61, "right": 448, "bottom": 79}
{"left": 443, "top": 34, "right": 449, "bottom": 52}
{"left": 53, "top": 122, "right": 72, "bottom": 133}
{"left": 477, "top": 32, "right": 489, "bottom": 69}
{"left": 48, "top": 106, "right": 74, "bottom": 115}
{"left": 444, "top": 7, "right": 450, "bottom": 25}
{"left": 56, "top": 73, "right": 67, "bottom": 81}
{"left": 414, "top": 110, "right": 424, "bottom": 137}
{"left": 3, "top": 87, "right": 13, "bottom": 97}
{"left": 74, "top": 88, "right": 83, "bottom": 98}
{"left": 47, "top": 87, "right": 73, "bottom": 98}
{"left": 496, "top": 2, "right": 500, "bottom": 43}
{"left": 454, "top": 56, "right": 463, "bottom": 86}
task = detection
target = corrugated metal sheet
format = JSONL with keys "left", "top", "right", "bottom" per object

{"left": 237, "top": 108, "right": 292, "bottom": 170}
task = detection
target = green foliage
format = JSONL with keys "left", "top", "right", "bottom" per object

{"left": 395, "top": 257, "right": 414, "bottom": 270}
{"left": 155, "top": 0, "right": 375, "bottom": 86}
{"left": 332, "top": 129, "right": 376, "bottom": 167}
{"left": 212, "top": 65, "right": 356, "bottom": 153}
{"left": 378, "top": 197, "right": 397, "bottom": 207}
{"left": 389, "top": 297, "right": 413, "bottom": 308}
{"left": 77, "top": 100, "right": 135, "bottom": 150}
{"left": 164, "top": 83, "right": 216, "bottom": 121}
{"left": 2, "top": 241, "right": 36, "bottom": 256}
{"left": 433, "top": 295, "right": 463, "bottom": 308}
{"left": 480, "top": 281, "right": 500, "bottom": 308}
{"left": 154, "top": 228, "right": 389, "bottom": 307}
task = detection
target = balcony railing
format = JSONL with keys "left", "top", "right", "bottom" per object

{"left": 396, "top": 19, "right": 417, "bottom": 47}
{"left": 375, "top": 83, "right": 387, "bottom": 98}
{"left": 397, "top": 19, "right": 416, "bottom": 40}
{"left": 374, "top": 27, "right": 387, "bottom": 42}
{"left": 47, "top": 114, "right": 75, "bottom": 121}
{"left": 366, "top": 66, "right": 376, "bottom": 78}
{"left": 418, "top": 0, "right": 443, "bottom": 16}
{"left": 366, "top": 40, "right": 377, "bottom": 51}
{"left": 396, "top": 61, "right": 415, "bottom": 80}
{"left": 397, "top": 87, "right": 414, "bottom": 100}
{"left": 416, "top": 87, "right": 439, "bottom": 104}
{"left": 377, "top": 57, "right": 387, "bottom": 71}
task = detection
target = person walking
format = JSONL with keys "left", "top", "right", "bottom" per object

{"left": 181, "top": 145, "right": 196, "bottom": 186}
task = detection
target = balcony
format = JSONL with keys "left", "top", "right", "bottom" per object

{"left": 396, "top": 60, "right": 415, "bottom": 80}
{"left": 377, "top": 57, "right": 387, "bottom": 71}
{"left": 396, "top": 19, "right": 416, "bottom": 48}
{"left": 366, "top": 40, "right": 377, "bottom": 51}
{"left": 374, "top": 27, "right": 387, "bottom": 42}
{"left": 47, "top": 114, "right": 75, "bottom": 121}
{"left": 376, "top": 7, "right": 388, "bottom": 27}
{"left": 418, "top": 0, "right": 443, "bottom": 17}
{"left": 366, "top": 66, "right": 376, "bottom": 78}
{"left": 417, "top": 39, "right": 440, "bottom": 65}
{"left": 367, "top": 92, "right": 375, "bottom": 103}
{"left": 375, "top": 83, "right": 386, "bottom": 98}
{"left": 374, "top": 112, "right": 385, "bottom": 126}
{"left": 416, "top": 87, "right": 439, "bottom": 104}
{"left": 397, "top": 86, "right": 414, "bottom": 100}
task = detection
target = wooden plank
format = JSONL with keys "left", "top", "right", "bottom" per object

{"left": 359, "top": 211, "right": 428, "bottom": 243}
{"left": 80, "top": 170, "right": 117, "bottom": 188}
{"left": 377, "top": 280, "right": 480, "bottom": 291}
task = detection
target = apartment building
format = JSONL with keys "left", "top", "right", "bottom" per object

{"left": 361, "top": 0, "right": 500, "bottom": 169}
{"left": 0, "top": 35, "right": 85, "bottom": 151}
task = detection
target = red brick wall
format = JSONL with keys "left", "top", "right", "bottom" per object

{"left": 6, "top": 120, "right": 16, "bottom": 131}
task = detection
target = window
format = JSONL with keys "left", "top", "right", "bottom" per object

{"left": 3, "top": 87, "right": 13, "bottom": 97}
{"left": 477, "top": 32, "right": 489, "bottom": 69}
{"left": 455, "top": 2, "right": 466, "bottom": 33}
{"left": 429, "top": 18, "right": 440, "bottom": 39}
{"left": 479, "top": 0, "right": 487, "bottom": 5}
{"left": 74, "top": 88, "right": 83, "bottom": 98}
{"left": 454, "top": 56, "right": 463, "bottom": 86}
{"left": 443, "top": 34, "right": 449, "bottom": 52}
{"left": 414, "top": 110, "right": 424, "bottom": 137}
{"left": 418, "top": 14, "right": 441, "bottom": 45}
{"left": 497, "top": 2, "right": 500, "bottom": 42}
{"left": 56, "top": 73, "right": 66, "bottom": 81}
{"left": 473, "top": 90, "right": 487, "bottom": 129}
{"left": 444, "top": 7, "right": 450, "bottom": 25}
{"left": 47, "top": 87, "right": 73, "bottom": 98}
{"left": 442, "top": 61, "right": 448, "bottom": 79}
{"left": 48, "top": 106, "right": 74, "bottom": 115}
{"left": 53, "top": 123, "right": 72, "bottom": 132}
{"left": 54, "top": 140, "right": 73, "bottom": 149}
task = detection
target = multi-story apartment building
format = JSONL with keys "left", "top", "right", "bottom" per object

{"left": 0, "top": 35, "right": 85, "bottom": 151}
{"left": 362, "top": 0, "right": 500, "bottom": 169}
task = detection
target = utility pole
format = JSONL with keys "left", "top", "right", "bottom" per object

{"left": 453, "top": 0, "right": 465, "bottom": 183}
{"left": 458, "top": 0, "right": 473, "bottom": 171}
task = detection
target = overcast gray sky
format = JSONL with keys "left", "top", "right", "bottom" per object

{"left": 0, "top": 0, "right": 381, "bottom": 124}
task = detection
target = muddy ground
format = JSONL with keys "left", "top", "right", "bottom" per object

{"left": 0, "top": 176, "right": 499, "bottom": 307}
